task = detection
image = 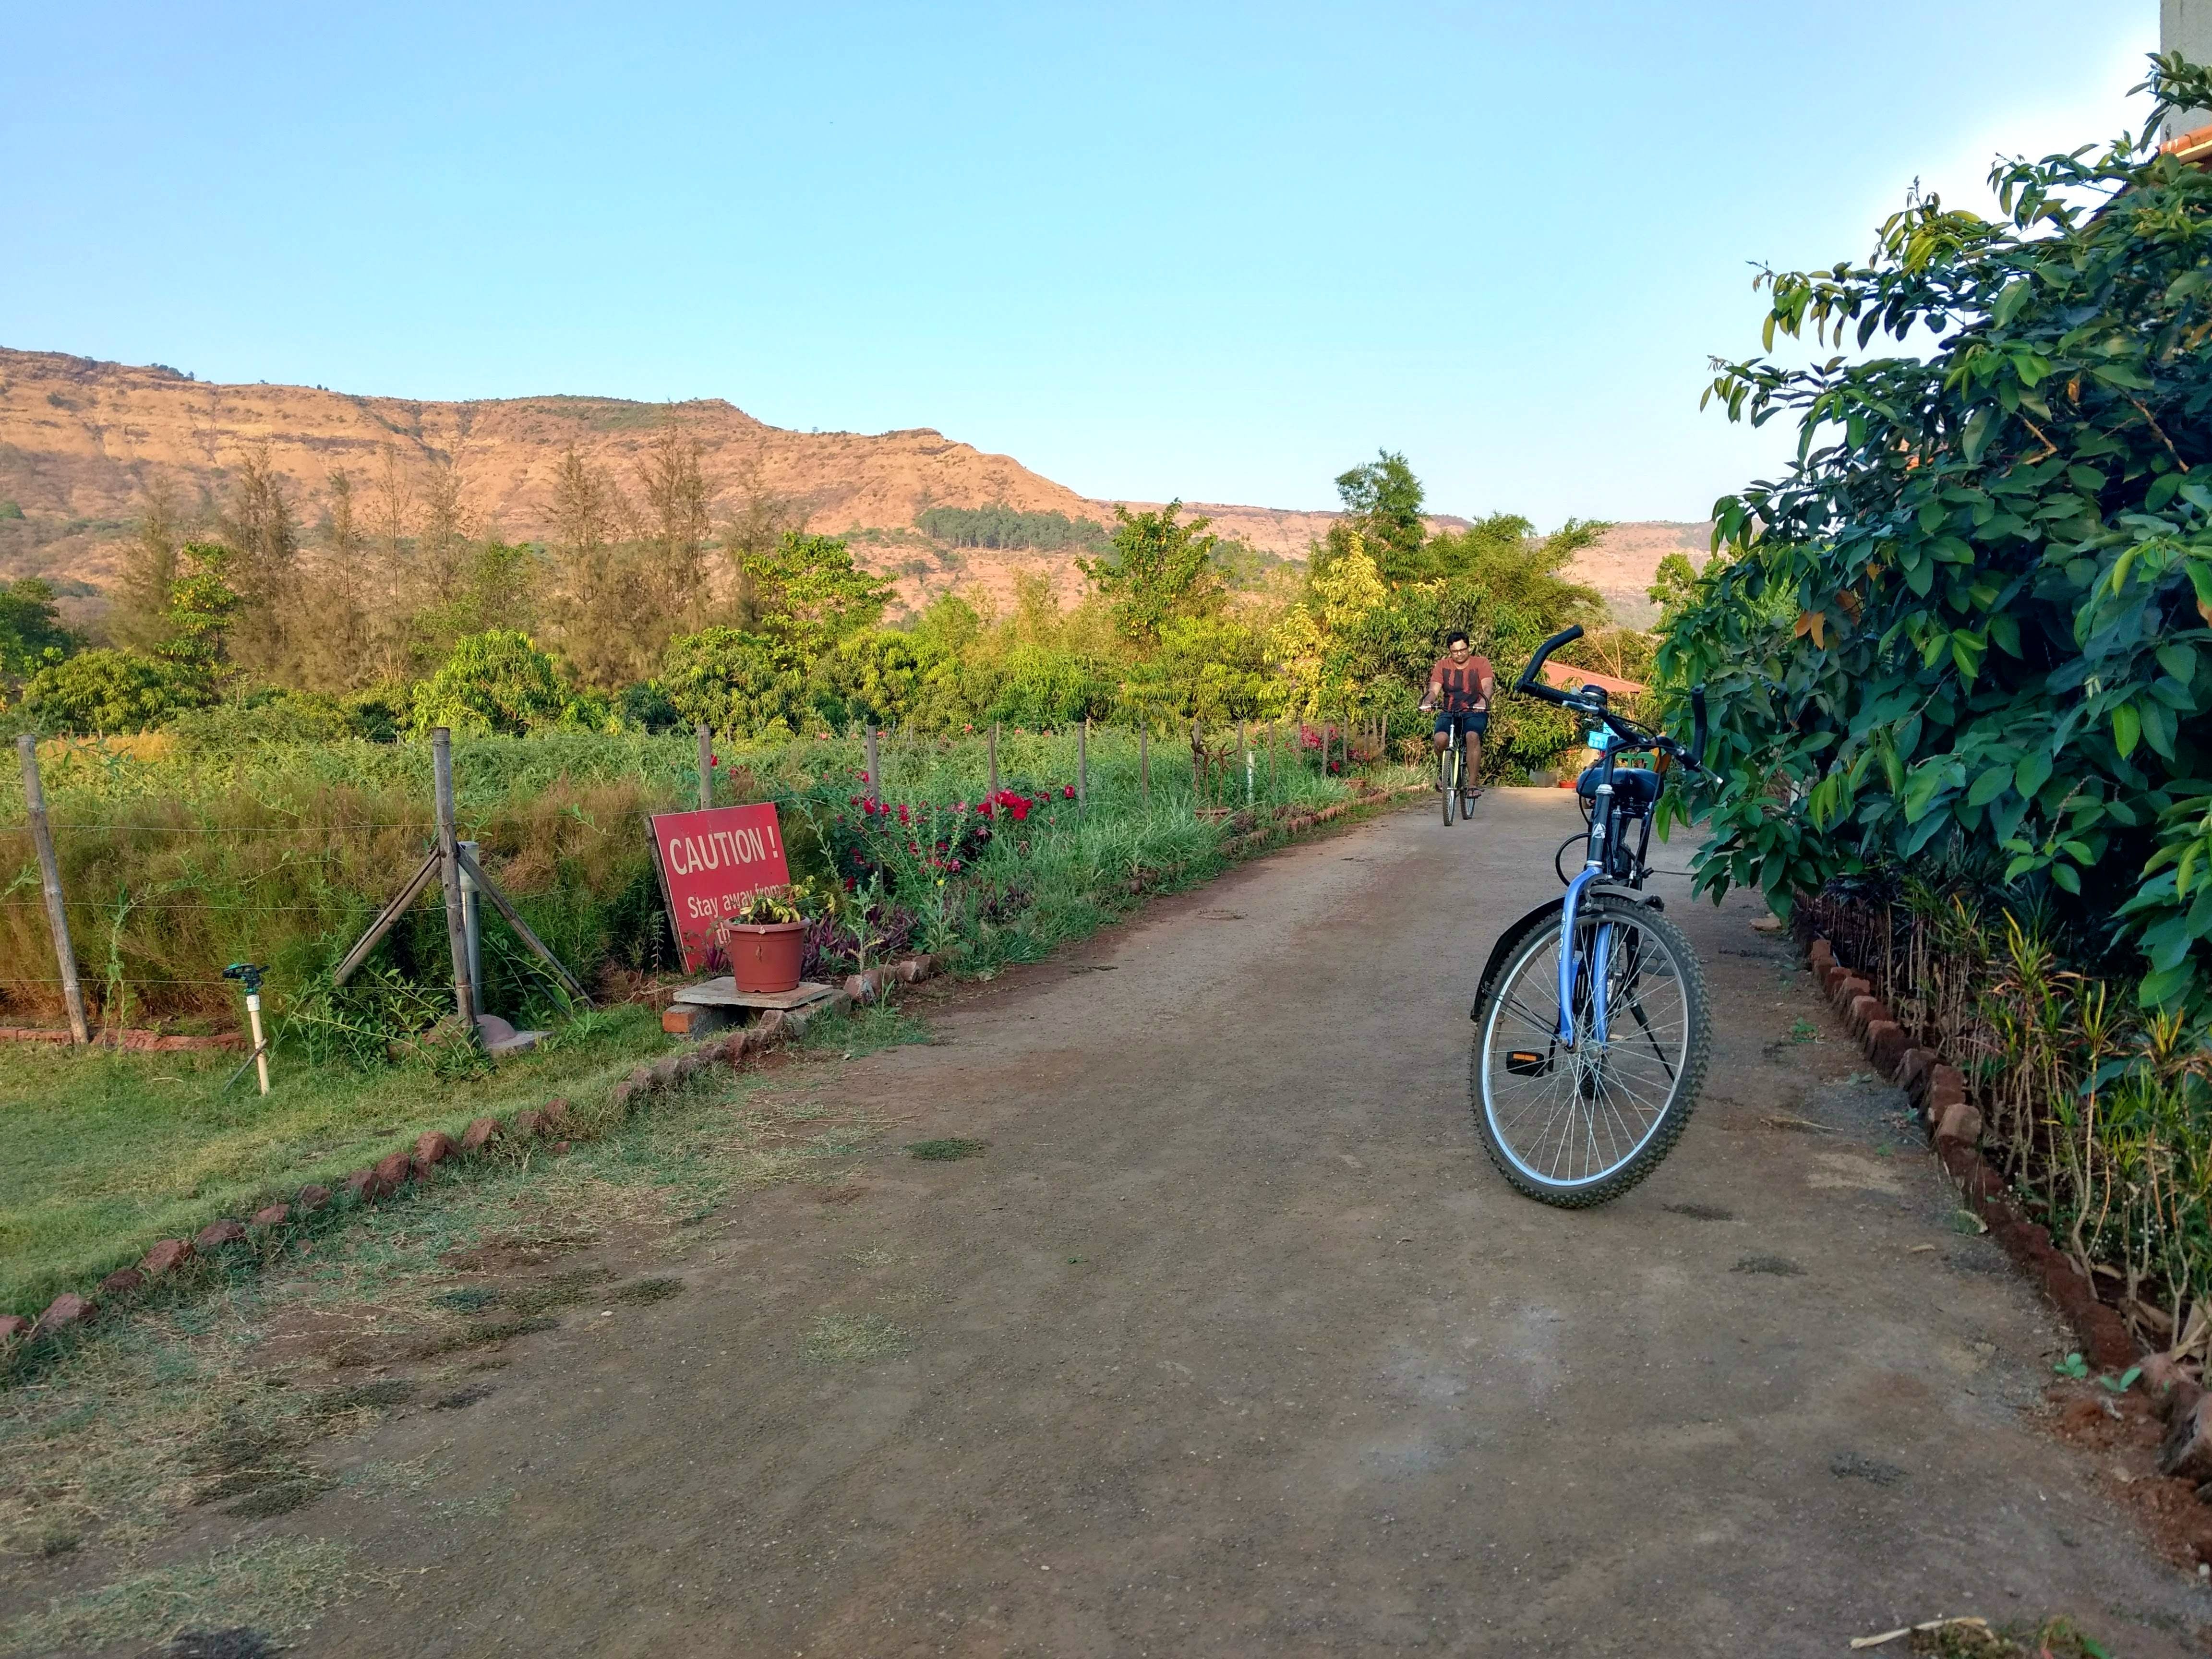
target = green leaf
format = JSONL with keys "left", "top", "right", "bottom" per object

{"left": 2016, "top": 751, "right": 2053, "bottom": 798}
{"left": 1961, "top": 407, "right": 1997, "bottom": 466}
{"left": 2113, "top": 701, "right": 2141, "bottom": 758}
{"left": 2050, "top": 862, "right": 2081, "bottom": 893}
{"left": 2159, "top": 643, "right": 2197, "bottom": 684}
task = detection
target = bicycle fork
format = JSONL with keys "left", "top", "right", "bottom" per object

{"left": 1555, "top": 766, "right": 1620, "bottom": 1055}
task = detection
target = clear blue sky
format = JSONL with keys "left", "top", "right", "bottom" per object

{"left": 0, "top": 0, "right": 2157, "bottom": 525}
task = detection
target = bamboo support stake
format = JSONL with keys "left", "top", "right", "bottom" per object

{"left": 1079, "top": 718, "right": 1089, "bottom": 809}
{"left": 696, "top": 723, "right": 713, "bottom": 811}
{"left": 18, "top": 735, "right": 86, "bottom": 1044}
{"left": 331, "top": 851, "right": 441, "bottom": 986}
{"left": 431, "top": 729, "right": 478, "bottom": 1042}
{"left": 988, "top": 723, "right": 999, "bottom": 797}
{"left": 1140, "top": 722, "right": 1150, "bottom": 805}
{"left": 865, "top": 726, "right": 880, "bottom": 797}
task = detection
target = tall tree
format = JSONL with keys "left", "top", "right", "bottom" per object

{"left": 219, "top": 443, "right": 300, "bottom": 674}
{"left": 417, "top": 454, "right": 472, "bottom": 599}
{"left": 1326, "top": 451, "right": 1428, "bottom": 583}
{"left": 721, "top": 454, "right": 805, "bottom": 628}
{"left": 1080, "top": 502, "right": 1224, "bottom": 643}
{"left": 115, "top": 478, "right": 183, "bottom": 651}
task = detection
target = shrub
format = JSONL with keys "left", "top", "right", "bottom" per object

{"left": 409, "top": 630, "right": 610, "bottom": 737}
{"left": 1663, "top": 55, "right": 2212, "bottom": 1008}
{"left": 21, "top": 649, "right": 200, "bottom": 735}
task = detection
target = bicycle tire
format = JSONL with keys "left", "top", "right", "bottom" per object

{"left": 1442, "top": 748, "right": 1457, "bottom": 825}
{"left": 1468, "top": 893, "right": 1709, "bottom": 1208}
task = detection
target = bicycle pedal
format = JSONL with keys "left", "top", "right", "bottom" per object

{"left": 1505, "top": 1050, "right": 1551, "bottom": 1077}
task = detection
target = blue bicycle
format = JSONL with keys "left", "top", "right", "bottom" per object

{"left": 1468, "top": 625, "right": 1713, "bottom": 1207}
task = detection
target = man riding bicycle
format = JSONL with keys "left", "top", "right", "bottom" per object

{"left": 1419, "top": 629, "right": 1494, "bottom": 790}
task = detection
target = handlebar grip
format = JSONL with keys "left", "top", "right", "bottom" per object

{"left": 1515, "top": 624, "right": 1585, "bottom": 694}
{"left": 1688, "top": 685, "right": 1709, "bottom": 771}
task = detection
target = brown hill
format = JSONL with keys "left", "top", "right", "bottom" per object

{"left": 0, "top": 346, "right": 1705, "bottom": 628}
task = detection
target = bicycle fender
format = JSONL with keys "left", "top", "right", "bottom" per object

{"left": 1468, "top": 887, "right": 1664, "bottom": 1022}
{"left": 1471, "top": 899, "right": 1563, "bottom": 1020}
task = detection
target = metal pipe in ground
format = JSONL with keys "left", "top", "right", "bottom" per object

{"left": 430, "top": 729, "right": 478, "bottom": 1042}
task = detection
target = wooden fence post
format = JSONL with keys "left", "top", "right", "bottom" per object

{"left": 431, "top": 729, "right": 478, "bottom": 1042}
{"left": 17, "top": 735, "right": 86, "bottom": 1044}
{"left": 1078, "top": 718, "right": 1089, "bottom": 809}
{"left": 696, "top": 723, "right": 713, "bottom": 812}
{"left": 988, "top": 723, "right": 999, "bottom": 798}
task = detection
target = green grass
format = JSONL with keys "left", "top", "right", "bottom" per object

{"left": 0, "top": 1004, "right": 675, "bottom": 1319}
{"left": 905, "top": 1138, "right": 987, "bottom": 1162}
{"left": 1, "top": 1536, "right": 359, "bottom": 1657}
{"left": 0, "top": 731, "right": 1418, "bottom": 1322}
{"left": 0, "top": 1062, "right": 877, "bottom": 1572}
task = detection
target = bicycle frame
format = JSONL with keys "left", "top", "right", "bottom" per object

{"left": 1507, "top": 625, "right": 1707, "bottom": 1053}
{"left": 1555, "top": 738, "right": 1627, "bottom": 1050}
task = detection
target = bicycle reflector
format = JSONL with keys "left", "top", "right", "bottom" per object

{"left": 1506, "top": 1050, "right": 1550, "bottom": 1077}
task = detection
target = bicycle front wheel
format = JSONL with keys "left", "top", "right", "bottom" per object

{"left": 1470, "top": 893, "right": 1708, "bottom": 1207}
{"left": 1442, "top": 749, "right": 1457, "bottom": 825}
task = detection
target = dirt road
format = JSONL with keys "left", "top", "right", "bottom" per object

{"left": 280, "top": 791, "right": 2208, "bottom": 1654}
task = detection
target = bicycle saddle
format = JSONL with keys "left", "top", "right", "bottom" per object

{"left": 1575, "top": 764, "right": 1659, "bottom": 808}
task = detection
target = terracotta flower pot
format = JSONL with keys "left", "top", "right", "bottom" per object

{"left": 727, "top": 921, "right": 806, "bottom": 994}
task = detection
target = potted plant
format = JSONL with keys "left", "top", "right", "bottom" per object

{"left": 723, "top": 886, "right": 808, "bottom": 994}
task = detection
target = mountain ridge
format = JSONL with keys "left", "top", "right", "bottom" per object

{"left": 0, "top": 346, "right": 1702, "bottom": 625}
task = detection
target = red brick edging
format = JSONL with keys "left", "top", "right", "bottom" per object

{"left": 0, "top": 952, "right": 945, "bottom": 1352}
{"left": 1804, "top": 934, "right": 2137, "bottom": 1371}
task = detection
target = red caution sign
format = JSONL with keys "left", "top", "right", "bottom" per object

{"left": 647, "top": 803, "right": 793, "bottom": 974}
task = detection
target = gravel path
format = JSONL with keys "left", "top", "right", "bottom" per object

{"left": 286, "top": 789, "right": 2210, "bottom": 1656}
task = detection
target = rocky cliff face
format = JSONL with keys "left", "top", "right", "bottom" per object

{"left": 0, "top": 345, "right": 1702, "bottom": 626}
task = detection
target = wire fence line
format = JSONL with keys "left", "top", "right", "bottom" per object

{"left": 0, "top": 717, "right": 1398, "bottom": 1036}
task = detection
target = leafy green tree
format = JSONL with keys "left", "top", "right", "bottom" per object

{"left": 22, "top": 649, "right": 198, "bottom": 735}
{"left": 1325, "top": 451, "right": 1429, "bottom": 583}
{"left": 1427, "top": 514, "right": 1609, "bottom": 617}
{"left": 0, "top": 579, "right": 76, "bottom": 685}
{"left": 982, "top": 643, "right": 1116, "bottom": 728}
{"left": 1647, "top": 553, "right": 1702, "bottom": 631}
{"left": 1661, "top": 54, "right": 2212, "bottom": 1008}
{"left": 1080, "top": 502, "right": 1224, "bottom": 642}
{"left": 661, "top": 626, "right": 812, "bottom": 740}
{"left": 408, "top": 630, "right": 610, "bottom": 736}
{"left": 917, "top": 504, "right": 1110, "bottom": 553}
{"left": 748, "top": 533, "right": 895, "bottom": 650}
{"left": 157, "top": 543, "right": 245, "bottom": 694}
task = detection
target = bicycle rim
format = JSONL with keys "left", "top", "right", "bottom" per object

{"left": 1442, "top": 752, "right": 1456, "bottom": 825}
{"left": 1474, "top": 899, "right": 1705, "bottom": 1200}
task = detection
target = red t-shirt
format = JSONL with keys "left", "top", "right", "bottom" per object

{"left": 1431, "top": 655, "right": 1492, "bottom": 713}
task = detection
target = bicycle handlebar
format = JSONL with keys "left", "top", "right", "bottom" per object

{"left": 1512, "top": 625, "right": 1711, "bottom": 775}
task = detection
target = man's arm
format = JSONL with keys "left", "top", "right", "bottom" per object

{"left": 1420, "top": 661, "right": 1443, "bottom": 709}
{"left": 1478, "top": 664, "right": 1496, "bottom": 708}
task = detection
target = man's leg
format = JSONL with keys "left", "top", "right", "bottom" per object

{"left": 1463, "top": 733, "right": 1481, "bottom": 791}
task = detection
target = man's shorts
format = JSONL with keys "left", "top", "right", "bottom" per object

{"left": 1434, "top": 710, "right": 1489, "bottom": 739}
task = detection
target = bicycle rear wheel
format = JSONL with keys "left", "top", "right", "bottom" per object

{"left": 1469, "top": 893, "right": 1708, "bottom": 1207}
